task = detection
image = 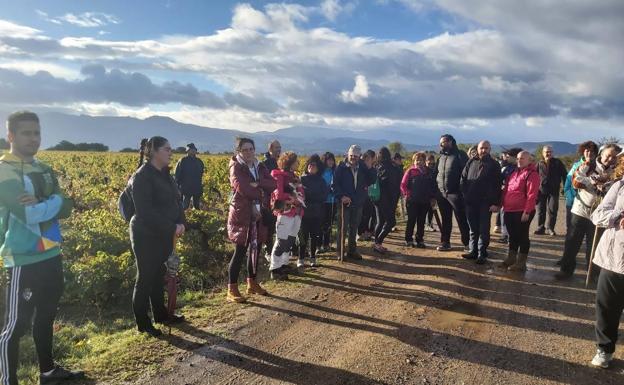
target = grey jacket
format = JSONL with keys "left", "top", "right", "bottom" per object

{"left": 591, "top": 179, "right": 624, "bottom": 274}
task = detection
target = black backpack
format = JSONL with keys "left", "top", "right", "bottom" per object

{"left": 118, "top": 179, "right": 135, "bottom": 222}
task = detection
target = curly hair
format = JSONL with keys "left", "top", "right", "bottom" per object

{"left": 278, "top": 151, "right": 298, "bottom": 171}
{"left": 577, "top": 141, "right": 598, "bottom": 156}
{"left": 615, "top": 155, "right": 624, "bottom": 180}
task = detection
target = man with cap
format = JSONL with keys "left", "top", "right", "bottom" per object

{"left": 332, "top": 145, "right": 377, "bottom": 260}
{"left": 174, "top": 143, "right": 205, "bottom": 209}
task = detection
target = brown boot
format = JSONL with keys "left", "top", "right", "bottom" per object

{"left": 498, "top": 250, "right": 517, "bottom": 269}
{"left": 508, "top": 253, "right": 528, "bottom": 272}
{"left": 246, "top": 278, "right": 268, "bottom": 296}
{"left": 226, "top": 283, "right": 246, "bottom": 303}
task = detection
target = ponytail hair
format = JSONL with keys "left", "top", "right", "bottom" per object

{"left": 138, "top": 138, "right": 148, "bottom": 169}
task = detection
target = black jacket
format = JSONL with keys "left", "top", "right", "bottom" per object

{"left": 537, "top": 158, "right": 567, "bottom": 195}
{"left": 174, "top": 155, "right": 205, "bottom": 195}
{"left": 332, "top": 160, "right": 377, "bottom": 207}
{"left": 436, "top": 148, "right": 468, "bottom": 195}
{"left": 301, "top": 173, "right": 329, "bottom": 218}
{"left": 262, "top": 152, "right": 278, "bottom": 173}
{"left": 460, "top": 154, "right": 502, "bottom": 206}
{"left": 130, "top": 163, "right": 185, "bottom": 238}
{"left": 377, "top": 160, "right": 402, "bottom": 205}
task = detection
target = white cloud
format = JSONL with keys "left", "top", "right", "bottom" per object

{"left": 320, "top": 0, "right": 357, "bottom": 21}
{"left": 341, "top": 74, "right": 370, "bottom": 103}
{"left": 0, "top": 19, "right": 42, "bottom": 38}
{"left": 37, "top": 11, "right": 120, "bottom": 28}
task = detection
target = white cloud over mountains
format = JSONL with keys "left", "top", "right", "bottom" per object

{"left": 0, "top": 1, "right": 622, "bottom": 139}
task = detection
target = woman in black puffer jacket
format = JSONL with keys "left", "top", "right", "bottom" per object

{"left": 373, "top": 147, "right": 402, "bottom": 253}
{"left": 298, "top": 155, "right": 328, "bottom": 267}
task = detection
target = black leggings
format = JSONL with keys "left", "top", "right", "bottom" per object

{"left": 374, "top": 199, "right": 396, "bottom": 244}
{"left": 504, "top": 211, "right": 535, "bottom": 254}
{"left": 228, "top": 243, "right": 256, "bottom": 284}
{"left": 405, "top": 201, "right": 429, "bottom": 243}
{"left": 300, "top": 216, "right": 321, "bottom": 259}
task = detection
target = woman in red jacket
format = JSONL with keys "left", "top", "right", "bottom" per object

{"left": 269, "top": 151, "right": 305, "bottom": 280}
{"left": 499, "top": 150, "right": 540, "bottom": 271}
{"left": 226, "top": 138, "right": 276, "bottom": 303}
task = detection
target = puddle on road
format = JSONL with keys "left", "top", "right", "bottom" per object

{"left": 427, "top": 301, "right": 491, "bottom": 331}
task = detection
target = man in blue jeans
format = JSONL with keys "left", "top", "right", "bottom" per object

{"left": 332, "top": 145, "right": 377, "bottom": 260}
{"left": 460, "top": 140, "right": 502, "bottom": 264}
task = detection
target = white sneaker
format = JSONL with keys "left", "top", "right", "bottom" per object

{"left": 297, "top": 259, "right": 304, "bottom": 268}
{"left": 591, "top": 349, "right": 612, "bottom": 368}
{"left": 310, "top": 258, "right": 317, "bottom": 267}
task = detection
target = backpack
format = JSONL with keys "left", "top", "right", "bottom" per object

{"left": 368, "top": 179, "right": 381, "bottom": 202}
{"left": 118, "top": 180, "right": 135, "bottom": 222}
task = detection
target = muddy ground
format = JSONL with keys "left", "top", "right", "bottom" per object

{"left": 136, "top": 202, "right": 624, "bottom": 385}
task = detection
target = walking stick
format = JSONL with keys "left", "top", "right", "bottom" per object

{"left": 585, "top": 225, "right": 603, "bottom": 288}
{"left": 340, "top": 202, "right": 345, "bottom": 263}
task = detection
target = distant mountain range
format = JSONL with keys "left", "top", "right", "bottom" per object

{"left": 0, "top": 111, "right": 579, "bottom": 155}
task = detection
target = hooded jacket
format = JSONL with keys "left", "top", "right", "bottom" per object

{"left": 227, "top": 155, "right": 275, "bottom": 245}
{"left": 563, "top": 158, "right": 584, "bottom": 207}
{"left": 400, "top": 165, "right": 436, "bottom": 204}
{"left": 376, "top": 160, "right": 402, "bottom": 206}
{"left": 436, "top": 135, "right": 468, "bottom": 195}
{"left": 502, "top": 163, "right": 540, "bottom": 213}
{"left": 590, "top": 179, "right": 624, "bottom": 274}
{"left": 0, "top": 153, "right": 73, "bottom": 267}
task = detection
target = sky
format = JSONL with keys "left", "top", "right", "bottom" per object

{"left": 0, "top": 0, "right": 622, "bottom": 143}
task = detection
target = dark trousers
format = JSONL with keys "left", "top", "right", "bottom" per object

{"left": 320, "top": 202, "right": 335, "bottom": 247}
{"left": 358, "top": 198, "right": 376, "bottom": 235}
{"left": 536, "top": 192, "right": 559, "bottom": 231}
{"left": 466, "top": 203, "right": 492, "bottom": 258}
{"left": 437, "top": 193, "right": 470, "bottom": 246}
{"left": 405, "top": 201, "right": 429, "bottom": 243}
{"left": 565, "top": 205, "right": 572, "bottom": 232}
{"left": 427, "top": 206, "right": 434, "bottom": 226}
{"left": 496, "top": 211, "right": 501, "bottom": 227}
{"left": 338, "top": 205, "right": 364, "bottom": 253}
{"left": 182, "top": 193, "right": 201, "bottom": 209}
{"left": 264, "top": 213, "right": 277, "bottom": 256}
{"left": 228, "top": 243, "right": 257, "bottom": 284}
{"left": 300, "top": 216, "right": 321, "bottom": 259}
{"left": 504, "top": 211, "right": 536, "bottom": 254}
{"left": 374, "top": 199, "right": 396, "bottom": 244}
{"left": 131, "top": 230, "right": 170, "bottom": 329}
{"left": 0, "top": 256, "right": 64, "bottom": 385}
{"left": 560, "top": 213, "right": 595, "bottom": 274}
{"left": 595, "top": 268, "right": 624, "bottom": 354}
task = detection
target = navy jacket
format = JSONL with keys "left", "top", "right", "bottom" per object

{"left": 174, "top": 155, "right": 205, "bottom": 195}
{"left": 301, "top": 173, "right": 329, "bottom": 218}
{"left": 332, "top": 160, "right": 377, "bottom": 207}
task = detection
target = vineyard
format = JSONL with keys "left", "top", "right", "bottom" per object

{"left": 0, "top": 151, "right": 246, "bottom": 384}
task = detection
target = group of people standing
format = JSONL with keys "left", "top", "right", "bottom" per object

{"left": 3, "top": 110, "right": 624, "bottom": 385}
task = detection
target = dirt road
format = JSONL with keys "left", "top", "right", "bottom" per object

{"left": 138, "top": 205, "right": 623, "bottom": 385}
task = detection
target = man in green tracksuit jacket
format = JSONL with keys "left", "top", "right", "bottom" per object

{"left": 0, "top": 111, "right": 83, "bottom": 385}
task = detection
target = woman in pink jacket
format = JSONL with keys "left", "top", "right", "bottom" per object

{"left": 499, "top": 150, "right": 540, "bottom": 271}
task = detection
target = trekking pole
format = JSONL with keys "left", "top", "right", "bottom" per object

{"left": 585, "top": 226, "right": 603, "bottom": 288}
{"left": 340, "top": 202, "right": 345, "bottom": 263}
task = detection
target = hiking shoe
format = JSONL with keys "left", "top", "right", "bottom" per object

{"left": 475, "top": 256, "right": 487, "bottom": 265}
{"left": 347, "top": 251, "right": 363, "bottom": 260}
{"left": 155, "top": 314, "right": 186, "bottom": 325}
{"left": 416, "top": 242, "right": 426, "bottom": 249}
{"left": 555, "top": 259, "right": 562, "bottom": 266}
{"left": 373, "top": 244, "right": 386, "bottom": 254}
{"left": 310, "top": 258, "right": 318, "bottom": 267}
{"left": 554, "top": 270, "right": 573, "bottom": 280}
{"left": 461, "top": 253, "right": 478, "bottom": 260}
{"left": 405, "top": 240, "right": 415, "bottom": 247}
{"left": 437, "top": 244, "right": 452, "bottom": 252}
{"left": 547, "top": 229, "right": 557, "bottom": 237}
{"left": 137, "top": 324, "right": 163, "bottom": 337}
{"left": 534, "top": 228, "right": 545, "bottom": 235}
{"left": 591, "top": 349, "right": 612, "bottom": 368}
{"left": 494, "top": 226, "right": 501, "bottom": 234}
{"left": 270, "top": 269, "right": 289, "bottom": 281}
{"left": 297, "top": 259, "right": 305, "bottom": 268}
{"left": 40, "top": 365, "right": 85, "bottom": 384}
{"left": 425, "top": 224, "right": 435, "bottom": 232}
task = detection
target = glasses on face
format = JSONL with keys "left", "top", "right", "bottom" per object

{"left": 240, "top": 147, "right": 255, "bottom": 153}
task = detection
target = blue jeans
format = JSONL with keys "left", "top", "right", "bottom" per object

{"left": 466, "top": 203, "right": 492, "bottom": 258}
